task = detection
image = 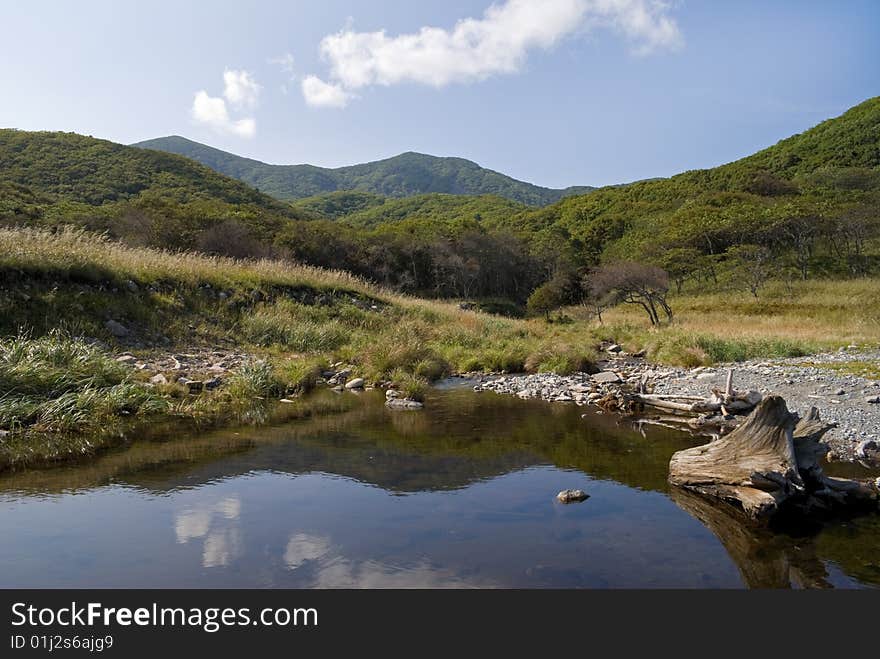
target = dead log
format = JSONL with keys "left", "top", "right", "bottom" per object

{"left": 668, "top": 395, "right": 878, "bottom": 521}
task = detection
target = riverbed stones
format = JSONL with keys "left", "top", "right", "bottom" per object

{"left": 592, "top": 371, "right": 621, "bottom": 384}
{"left": 556, "top": 489, "right": 589, "bottom": 504}
{"left": 149, "top": 373, "right": 168, "bottom": 385}
{"left": 345, "top": 378, "right": 365, "bottom": 390}
{"left": 606, "top": 344, "right": 622, "bottom": 354}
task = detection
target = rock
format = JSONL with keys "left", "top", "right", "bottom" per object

{"left": 204, "top": 377, "right": 223, "bottom": 390}
{"left": 385, "top": 398, "right": 424, "bottom": 410}
{"left": 385, "top": 389, "right": 401, "bottom": 400}
{"left": 178, "top": 379, "right": 203, "bottom": 393}
{"left": 332, "top": 386, "right": 344, "bottom": 393}
{"left": 556, "top": 489, "right": 590, "bottom": 504}
{"left": 591, "top": 371, "right": 621, "bottom": 384}
{"left": 105, "top": 319, "right": 129, "bottom": 338}
{"left": 345, "top": 378, "right": 365, "bottom": 390}
{"left": 696, "top": 372, "right": 716, "bottom": 380}
{"left": 149, "top": 373, "right": 168, "bottom": 385}
{"left": 116, "top": 355, "right": 137, "bottom": 364}
{"left": 124, "top": 280, "right": 139, "bottom": 293}
{"left": 833, "top": 389, "right": 846, "bottom": 396}
{"left": 866, "top": 396, "right": 880, "bottom": 404}
{"left": 279, "top": 399, "right": 295, "bottom": 404}
{"left": 606, "top": 344, "right": 622, "bottom": 354}
{"left": 0, "top": 430, "right": 9, "bottom": 439}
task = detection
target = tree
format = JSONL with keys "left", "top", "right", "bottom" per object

{"left": 579, "top": 272, "right": 615, "bottom": 323}
{"left": 726, "top": 244, "right": 773, "bottom": 298}
{"left": 590, "top": 261, "right": 673, "bottom": 326}
{"left": 650, "top": 246, "right": 704, "bottom": 294}
{"left": 527, "top": 280, "right": 565, "bottom": 319}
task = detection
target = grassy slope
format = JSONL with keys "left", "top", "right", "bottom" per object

{"left": 0, "top": 227, "right": 596, "bottom": 434}
{"left": 133, "top": 136, "right": 594, "bottom": 205}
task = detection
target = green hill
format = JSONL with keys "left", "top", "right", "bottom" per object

{"left": 0, "top": 129, "right": 312, "bottom": 249}
{"left": 507, "top": 96, "right": 880, "bottom": 270}
{"left": 132, "top": 136, "right": 594, "bottom": 206}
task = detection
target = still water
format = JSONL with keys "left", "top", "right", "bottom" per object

{"left": 1, "top": 384, "right": 878, "bottom": 588}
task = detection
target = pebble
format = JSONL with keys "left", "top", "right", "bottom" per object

{"left": 557, "top": 489, "right": 590, "bottom": 504}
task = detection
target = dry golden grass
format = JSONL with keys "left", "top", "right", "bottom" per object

{"left": 598, "top": 279, "right": 880, "bottom": 348}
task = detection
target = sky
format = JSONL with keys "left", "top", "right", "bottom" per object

{"left": 1, "top": 0, "right": 878, "bottom": 188}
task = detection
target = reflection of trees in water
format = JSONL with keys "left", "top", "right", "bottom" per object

{"left": 0, "top": 389, "right": 698, "bottom": 496}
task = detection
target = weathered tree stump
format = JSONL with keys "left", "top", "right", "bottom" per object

{"left": 669, "top": 396, "right": 878, "bottom": 521}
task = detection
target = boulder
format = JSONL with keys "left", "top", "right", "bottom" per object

{"left": 149, "top": 373, "right": 168, "bottom": 385}
{"left": 606, "top": 344, "right": 622, "bottom": 354}
{"left": 345, "top": 378, "right": 365, "bottom": 390}
{"left": 591, "top": 371, "right": 621, "bottom": 384}
{"left": 105, "top": 319, "right": 129, "bottom": 338}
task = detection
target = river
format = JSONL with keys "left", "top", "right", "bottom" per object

{"left": 1, "top": 383, "right": 878, "bottom": 588}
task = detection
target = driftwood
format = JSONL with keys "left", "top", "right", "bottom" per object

{"left": 622, "top": 370, "right": 763, "bottom": 424}
{"left": 669, "top": 396, "right": 878, "bottom": 520}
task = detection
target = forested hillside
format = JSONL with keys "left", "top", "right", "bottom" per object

{"left": 133, "top": 136, "right": 594, "bottom": 205}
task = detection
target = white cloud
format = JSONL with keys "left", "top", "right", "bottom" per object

{"left": 191, "top": 70, "right": 259, "bottom": 138}
{"left": 301, "top": 75, "right": 353, "bottom": 108}
{"left": 223, "top": 69, "right": 261, "bottom": 110}
{"left": 303, "top": 0, "right": 682, "bottom": 107}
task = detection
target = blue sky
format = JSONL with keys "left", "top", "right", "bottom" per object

{"left": 2, "top": 1, "right": 878, "bottom": 187}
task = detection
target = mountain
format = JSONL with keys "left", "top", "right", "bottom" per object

{"left": 132, "top": 136, "right": 594, "bottom": 206}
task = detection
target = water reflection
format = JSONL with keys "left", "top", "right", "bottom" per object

{"left": 175, "top": 497, "right": 243, "bottom": 568}
{"left": 0, "top": 387, "right": 877, "bottom": 588}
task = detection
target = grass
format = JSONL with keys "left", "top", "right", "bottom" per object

{"left": 586, "top": 279, "right": 880, "bottom": 367}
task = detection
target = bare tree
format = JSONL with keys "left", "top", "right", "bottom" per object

{"left": 726, "top": 244, "right": 773, "bottom": 298}
{"left": 590, "top": 262, "right": 673, "bottom": 326}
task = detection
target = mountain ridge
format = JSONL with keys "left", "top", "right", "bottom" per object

{"left": 132, "top": 136, "right": 595, "bottom": 206}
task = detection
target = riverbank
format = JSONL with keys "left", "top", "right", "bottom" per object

{"left": 3, "top": 227, "right": 880, "bottom": 472}
{"left": 473, "top": 348, "right": 880, "bottom": 462}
